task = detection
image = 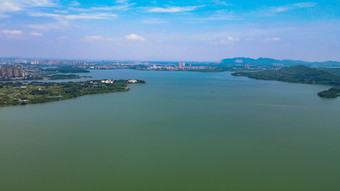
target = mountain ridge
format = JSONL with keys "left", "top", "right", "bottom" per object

{"left": 220, "top": 57, "right": 340, "bottom": 67}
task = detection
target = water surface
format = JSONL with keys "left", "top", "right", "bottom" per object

{"left": 1, "top": 70, "right": 340, "bottom": 191}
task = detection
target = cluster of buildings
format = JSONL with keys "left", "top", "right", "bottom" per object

{"left": 0, "top": 65, "right": 26, "bottom": 79}
{"left": 89, "top": 63, "right": 132, "bottom": 70}
{"left": 100, "top": 79, "right": 138, "bottom": 84}
{"left": 0, "top": 58, "right": 87, "bottom": 66}
{"left": 101, "top": 79, "right": 115, "bottom": 84}
{"left": 144, "top": 62, "right": 206, "bottom": 71}
{"left": 45, "top": 60, "right": 87, "bottom": 66}
{"left": 178, "top": 62, "right": 186, "bottom": 68}
{"left": 178, "top": 62, "right": 193, "bottom": 69}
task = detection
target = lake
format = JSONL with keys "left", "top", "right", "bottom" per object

{"left": 1, "top": 69, "right": 340, "bottom": 191}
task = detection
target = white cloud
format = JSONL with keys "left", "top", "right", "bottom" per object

{"left": 194, "top": 32, "right": 238, "bottom": 41}
{"left": 0, "top": 0, "right": 56, "bottom": 13}
{"left": 0, "top": 14, "right": 10, "bottom": 18}
{"left": 70, "top": 0, "right": 80, "bottom": 7}
{"left": 90, "top": 4, "right": 136, "bottom": 11}
{"left": 70, "top": 0, "right": 135, "bottom": 12}
{"left": 54, "top": 10, "right": 68, "bottom": 13}
{"left": 218, "top": 36, "right": 239, "bottom": 44}
{"left": 115, "top": 0, "right": 128, "bottom": 3}
{"left": 294, "top": 2, "right": 317, "bottom": 8}
{"left": 265, "top": 37, "right": 281, "bottom": 41}
{"left": 30, "top": 32, "right": 43, "bottom": 36}
{"left": 24, "top": 0, "right": 56, "bottom": 7}
{"left": 2, "top": 29, "right": 23, "bottom": 35}
{"left": 71, "top": 4, "right": 135, "bottom": 12}
{"left": 227, "top": 36, "right": 239, "bottom": 41}
{"left": 86, "top": 35, "right": 103, "bottom": 40}
{"left": 28, "top": 23, "right": 66, "bottom": 30}
{"left": 85, "top": 35, "right": 114, "bottom": 41}
{"left": 0, "top": 1, "right": 22, "bottom": 12}
{"left": 193, "top": 32, "right": 240, "bottom": 45}
{"left": 271, "top": 2, "right": 317, "bottom": 14}
{"left": 273, "top": 7, "right": 290, "bottom": 13}
{"left": 143, "top": 18, "right": 168, "bottom": 24}
{"left": 29, "top": 12, "right": 59, "bottom": 17}
{"left": 212, "top": 0, "right": 231, "bottom": 6}
{"left": 148, "top": 6, "right": 199, "bottom": 13}
{"left": 201, "top": 10, "right": 241, "bottom": 21}
{"left": 125, "top": 34, "right": 145, "bottom": 41}
{"left": 29, "top": 12, "right": 117, "bottom": 20}
{"left": 64, "top": 13, "right": 117, "bottom": 20}
{"left": 251, "top": 2, "right": 317, "bottom": 17}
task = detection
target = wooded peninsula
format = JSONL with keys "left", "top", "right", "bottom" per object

{"left": 0, "top": 79, "right": 145, "bottom": 107}
{"left": 232, "top": 65, "right": 340, "bottom": 98}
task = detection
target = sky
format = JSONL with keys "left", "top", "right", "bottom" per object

{"left": 0, "top": 0, "right": 339, "bottom": 62}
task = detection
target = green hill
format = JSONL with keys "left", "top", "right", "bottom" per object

{"left": 220, "top": 57, "right": 340, "bottom": 67}
{"left": 232, "top": 65, "right": 340, "bottom": 98}
{"left": 233, "top": 65, "right": 340, "bottom": 86}
{"left": 318, "top": 68, "right": 340, "bottom": 76}
{"left": 317, "top": 87, "right": 340, "bottom": 98}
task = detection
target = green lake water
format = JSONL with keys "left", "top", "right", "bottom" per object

{"left": 1, "top": 70, "right": 340, "bottom": 191}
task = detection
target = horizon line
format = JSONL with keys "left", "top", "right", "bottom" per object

{"left": 1, "top": 56, "right": 340, "bottom": 63}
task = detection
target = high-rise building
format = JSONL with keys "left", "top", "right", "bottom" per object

{"left": 0, "top": 65, "right": 24, "bottom": 79}
{"left": 178, "top": 62, "right": 186, "bottom": 68}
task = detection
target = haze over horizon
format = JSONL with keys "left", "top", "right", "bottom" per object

{"left": 1, "top": 56, "right": 340, "bottom": 64}
{"left": 0, "top": 0, "right": 339, "bottom": 62}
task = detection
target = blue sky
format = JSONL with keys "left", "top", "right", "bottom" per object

{"left": 0, "top": 0, "right": 339, "bottom": 61}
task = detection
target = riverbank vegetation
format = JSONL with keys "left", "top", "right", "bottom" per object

{"left": 232, "top": 65, "right": 340, "bottom": 98}
{"left": 0, "top": 79, "right": 145, "bottom": 107}
{"left": 43, "top": 66, "right": 90, "bottom": 73}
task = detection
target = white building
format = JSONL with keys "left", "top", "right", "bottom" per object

{"left": 101, "top": 79, "right": 114, "bottom": 84}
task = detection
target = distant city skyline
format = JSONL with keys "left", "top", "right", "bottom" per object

{"left": 0, "top": 0, "right": 339, "bottom": 62}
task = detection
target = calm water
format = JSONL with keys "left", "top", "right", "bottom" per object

{"left": 1, "top": 70, "right": 340, "bottom": 191}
